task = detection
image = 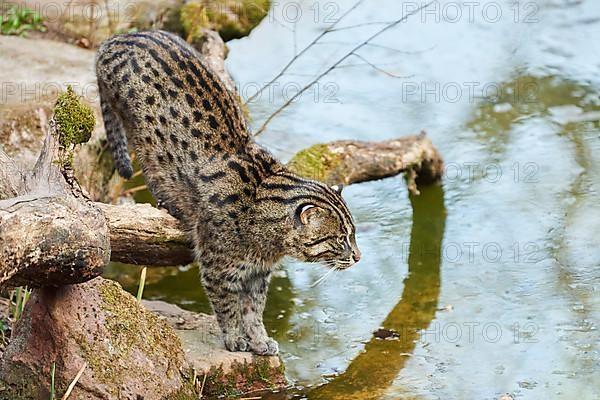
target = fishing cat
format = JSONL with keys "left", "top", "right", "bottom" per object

{"left": 96, "top": 30, "right": 360, "bottom": 355}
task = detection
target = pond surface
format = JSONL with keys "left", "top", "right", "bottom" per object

{"left": 106, "top": 0, "right": 600, "bottom": 398}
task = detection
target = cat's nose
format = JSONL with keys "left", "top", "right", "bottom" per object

{"left": 352, "top": 251, "right": 361, "bottom": 263}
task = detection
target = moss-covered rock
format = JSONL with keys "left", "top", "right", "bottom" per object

{"left": 144, "top": 300, "right": 287, "bottom": 398}
{"left": 181, "top": 0, "right": 270, "bottom": 42}
{"left": 0, "top": 278, "right": 191, "bottom": 400}
{"left": 199, "top": 358, "right": 286, "bottom": 398}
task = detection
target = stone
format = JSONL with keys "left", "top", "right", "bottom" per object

{"left": 11, "top": 0, "right": 183, "bottom": 46}
{"left": 0, "top": 278, "right": 193, "bottom": 399}
{"left": 180, "top": 0, "right": 270, "bottom": 42}
{"left": 144, "top": 300, "right": 286, "bottom": 397}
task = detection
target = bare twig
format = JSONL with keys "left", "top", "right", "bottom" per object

{"left": 254, "top": 1, "right": 436, "bottom": 136}
{"left": 327, "top": 20, "right": 396, "bottom": 32}
{"left": 245, "top": 0, "right": 365, "bottom": 104}
{"left": 315, "top": 41, "right": 435, "bottom": 56}
{"left": 366, "top": 43, "right": 436, "bottom": 55}
{"left": 350, "top": 53, "right": 414, "bottom": 78}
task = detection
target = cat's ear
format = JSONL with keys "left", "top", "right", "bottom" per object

{"left": 298, "top": 204, "right": 320, "bottom": 225}
{"left": 330, "top": 184, "right": 344, "bottom": 194}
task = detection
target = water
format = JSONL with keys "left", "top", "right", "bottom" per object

{"left": 106, "top": 0, "right": 600, "bottom": 398}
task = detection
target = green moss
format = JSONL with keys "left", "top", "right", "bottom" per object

{"left": 53, "top": 86, "right": 95, "bottom": 147}
{"left": 52, "top": 86, "right": 95, "bottom": 169}
{"left": 98, "top": 279, "right": 184, "bottom": 358}
{"left": 200, "top": 358, "right": 285, "bottom": 398}
{"left": 180, "top": 0, "right": 270, "bottom": 42}
{"left": 74, "top": 279, "right": 188, "bottom": 397}
{"left": 287, "top": 143, "right": 345, "bottom": 183}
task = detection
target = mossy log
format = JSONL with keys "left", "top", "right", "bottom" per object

{"left": 287, "top": 131, "right": 443, "bottom": 191}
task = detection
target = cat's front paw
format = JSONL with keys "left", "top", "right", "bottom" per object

{"left": 249, "top": 336, "right": 279, "bottom": 356}
{"left": 223, "top": 334, "right": 250, "bottom": 352}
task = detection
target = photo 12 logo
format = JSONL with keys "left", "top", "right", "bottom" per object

{"left": 443, "top": 162, "right": 540, "bottom": 184}
{"left": 401, "top": 81, "right": 539, "bottom": 104}
{"left": 237, "top": 81, "right": 340, "bottom": 104}
{"left": 401, "top": 241, "right": 541, "bottom": 264}
{"left": 417, "top": 321, "right": 540, "bottom": 344}
{"left": 268, "top": 1, "right": 342, "bottom": 24}
{"left": 401, "top": 2, "right": 540, "bottom": 24}
{"left": 0, "top": 1, "right": 139, "bottom": 23}
{"left": 1, "top": 82, "right": 99, "bottom": 104}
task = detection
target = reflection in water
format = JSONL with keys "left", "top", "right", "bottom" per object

{"left": 309, "top": 185, "right": 446, "bottom": 400}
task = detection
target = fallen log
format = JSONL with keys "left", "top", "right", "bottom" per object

{"left": 286, "top": 131, "right": 443, "bottom": 191}
{"left": 95, "top": 202, "right": 191, "bottom": 266}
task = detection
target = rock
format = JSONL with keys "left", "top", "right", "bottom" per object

{"left": 13, "top": 0, "right": 183, "bottom": 47}
{"left": 0, "top": 278, "right": 193, "bottom": 399}
{"left": 180, "top": 0, "right": 270, "bottom": 42}
{"left": 144, "top": 300, "right": 286, "bottom": 397}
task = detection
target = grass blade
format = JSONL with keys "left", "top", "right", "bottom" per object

{"left": 136, "top": 267, "right": 147, "bottom": 303}
{"left": 50, "top": 362, "right": 55, "bottom": 400}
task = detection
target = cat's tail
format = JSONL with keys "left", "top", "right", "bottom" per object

{"left": 98, "top": 84, "right": 133, "bottom": 179}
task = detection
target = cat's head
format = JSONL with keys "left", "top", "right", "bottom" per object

{"left": 287, "top": 182, "right": 361, "bottom": 269}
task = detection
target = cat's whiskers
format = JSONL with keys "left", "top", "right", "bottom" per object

{"left": 311, "top": 264, "right": 338, "bottom": 287}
